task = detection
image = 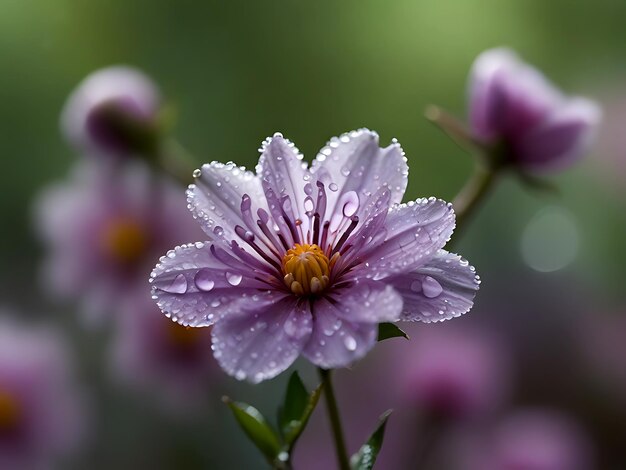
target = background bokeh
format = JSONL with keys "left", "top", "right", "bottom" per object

{"left": 1, "top": 0, "right": 625, "bottom": 468}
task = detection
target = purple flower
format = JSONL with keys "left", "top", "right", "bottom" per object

{"left": 468, "top": 48, "right": 601, "bottom": 172}
{"left": 109, "top": 295, "right": 216, "bottom": 411}
{"left": 0, "top": 315, "right": 86, "bottom": 468}
{"left": 398, "top": 324, "right": 510, "bottom": 420}
{"left": 61, "top": 66, "right": 161, "bottom": 157}
{"left": 34, "top": 160, "right": 202, "bottom": 324}
{"left": 458, "top": 409, "right": 595, "bottom": 470}
{"left": 151, "top": 130, "right": 480, "bottom": 383}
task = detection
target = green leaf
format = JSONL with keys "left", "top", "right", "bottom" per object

{"left": 279, "top": 372, "right": 309, "bottom": 436}
{"left": 223, "top": 397, "right": 281, "bottom": 463}
{"left": 350, "top": 410, "right": 393, "bottom": 470}
{"left": 377, "top": 323, "right": 409, "bottom": 342}
{"left": 278, "top": 373, "right": 324, "bottom": 448}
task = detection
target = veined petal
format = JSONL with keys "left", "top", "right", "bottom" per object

{"left": 330, "top": 280, "right": 403, "bottom": 323}
{"left": 360, "top": 198, "right": 456, "bottom": 277}
{"left": 150, "top": 242, "right": 277, "bottom": 327}
{"left": 387, "top": 250, "right": 480, "bottom": 323}
{"left": 303, "top": 296, "right": 380, "bottom": 369}
{"left": 187, "top": 162, "right": 266, "bottom": 242}
{"left": 516, "top": 97, "right": 601, "bottom": 172}
{"left": 211, "top": 298, "right": 312, "bottom": 383}
{"left": 311, "top": 129, "right": 408, "bottom": 219}
{"left": 256, "top": 133, "right": 309, "bottom": 222}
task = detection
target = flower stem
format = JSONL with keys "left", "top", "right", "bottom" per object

{"left": 318, "top": 368, "right": 350, "bottom": 470}
{"left": 452, "top": 164, "right": 498, "bottom": 238}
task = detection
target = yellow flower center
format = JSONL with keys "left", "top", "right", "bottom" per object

{"left": 102, "top": 218, "right": 147, "bottom": 263}
{"left": 282, "top": 244, "right": 333, "bottom": 296}
{"left": 0, "top": 390, "right": 20, "bottom": 431}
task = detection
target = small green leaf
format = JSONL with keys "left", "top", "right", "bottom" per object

{"left": 223, "top": 397, "right": 281, "bottom": 462}
{"left": 279, "top": 372, "right": 309, "bottom": 436}
{"left": 377, "top": 323, "right": 409, "bottom": 342}
{"left": 350, "top": 410, "right": 393, "bottom": 470}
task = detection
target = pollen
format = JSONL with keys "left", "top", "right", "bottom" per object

{"left": 0, "top": 390, "right": 20, "bottom": 431}
{"left": 102, "top": 218, "right": 147, "bottom": 263}
{"left": 282, "top": 244, "right": 335, "bottom": 296}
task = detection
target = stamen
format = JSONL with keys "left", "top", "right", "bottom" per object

{"left": 282, "top": 244, "right": 331, "bottom": 296}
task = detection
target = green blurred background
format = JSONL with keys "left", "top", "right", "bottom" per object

{"left": 1, "top": 0, "right": 626, "bottom": 468}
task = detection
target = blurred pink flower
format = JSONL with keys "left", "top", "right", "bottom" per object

{"left": 397, "top": 323, "right": 511, "bottom": 420}
{"left": 61, "top": 66, "right": 161, "bottom": 157}
{"left": 34, "top": 159, "right": 202, "bottom": 325}
{"left": 108, "top": 295, "right": 216, "bottom": 411}
{"left": 457, "top": 409, "right": 595, "bottom": 470}
{"left": 468, "top": 48, "right": 600, "bottom": 172}
{"left": 0, "top": 315, "right": 86, "bottom": 469}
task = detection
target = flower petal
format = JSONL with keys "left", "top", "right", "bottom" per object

{"left": 150, "top": 242, "right": 278, "bottom": 327}
{"left": 311, "top": 129, "right": 408, "bottom": 218}
{"left": 387, "top": 250, "right": 480, "bottom": 323}
{"left": 516, "top": 98, "right": 601, "bottom": 172}
{"left": 187, "top": 161, "right": 266, "bottom": 242}
{"left": 330, "top": 280, "right": 403, "bottom": 323}
{"left": 211, "top": 297, "right": 312, "bottom": 383}
{"left": 302, "top": 297, "right": 381, "bottom": 369}
{"left": 360, "top": 198, "right": 456, "bottom": 277}
{"left": 256, "top": 133, "right": 309, "bottom": 219}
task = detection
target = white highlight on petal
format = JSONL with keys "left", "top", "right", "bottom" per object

{"left": 520, "top": 206, "right": 580, "bottom": 272}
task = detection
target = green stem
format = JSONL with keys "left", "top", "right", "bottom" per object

{"left": 452, "top": 164, "right": 498, "bottom": 239}
{"left": 318, "top": 368, "right": 350, "bottom": 470}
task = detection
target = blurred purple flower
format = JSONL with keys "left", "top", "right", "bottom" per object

{"left": 34, "top": 160, "right": 202, "bottom": 324}
{"left": 0, "top": 315, "right": 86, "bottom": 469}
{"left": 109, "top": 295, "right": 216, "bottom": 411}
{"left": 398, "top": 324, "right": 510, "bottom": 420}
{"left": 468, "top": 48, "right": 600, "bottom": 172}
{"left": 61, "top": 66, "right": 161, "bottom": 157}
{"left": 151, "top": 130, "right": 480, "bottom": 383}
{"left": 458, "top": 409, "right": 595, "bottom": 470}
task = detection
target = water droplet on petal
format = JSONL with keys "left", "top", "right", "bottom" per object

{"left": 329, "top": 182, "right": 338, "bottom": 192}
{"left": 154, "top": 274, "right": 187, "bottom": 294}
{"left": 226, "top": 272, "right": 243, "bottom": 286}
{"left": 410, "top": 280, "right": 422, "bottom": 293}
{"left": 193, "top": 168, "right": 202, "bottom": 178}
{"left": 422, "top": 276, "right": 443, "bottom": 298}
{"left": 194, "top": 269, "right": 215, "bottom": 292}
{"left": 344, "top": 336, "right": 357, "bottom": 351}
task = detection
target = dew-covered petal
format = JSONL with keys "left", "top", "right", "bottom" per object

{"left": 360, "top": 198, "right": 456, "bottom": 277}
{"left": 311, "top": 129, "right": 408, "bottom": 219}
{"left": 303, "top": 297, "right": 378, "bottom": 369}
{"left": 330, "top": 280, "right": 403, "bottom": 324}
{"left": 515, "top": 98, "right": 601, "bottom": 172}
{"left": 386, "top": 250, "right": 480, "bottom": 323}
{"left": 187, "top": 162, "right": 266, "bottom": 242}
{"left": 150, "top": 242, "right": 277, "bottom": 327}
{"left": 211, "top": 297, "right": 312, "bottom": 383}
{"left": 256, "top": 134, "right": 309, "bottom": 221}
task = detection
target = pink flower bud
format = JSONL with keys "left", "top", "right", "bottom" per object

{"left": 468, "top": 48, "right": 601, "bottom": 172}
{"left": 61, "top": 66, "right": 161, "bottom": 157}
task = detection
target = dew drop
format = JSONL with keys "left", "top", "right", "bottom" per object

{"left": 329, "top": 182, "right": 338, "bottom": 192}
{"left": 192, "top": 168, "right": 202, "bottom": 178}
{"left": 226, "top": 272, "right": 243, "bottom": 286}
{"left": 154, "top": 274, "right": 187, "bottom": 294}
{"left": 194, "top": 269, "right": 215, "bottom": 292}
{"left": 344, "top": 336, "right": 357, "bottom": 351}
{"left": 410, "top": 280, "right": 422, "bottom": 293}
{"left": 422, "top": 276, "right": 443, "bottom": 298}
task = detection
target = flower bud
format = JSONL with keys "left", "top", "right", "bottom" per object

{"left": 61, "top": 66, "right": 162, "bottom": 158}
{"left": 468, "top": 48, "right": 601, "bottom": 172}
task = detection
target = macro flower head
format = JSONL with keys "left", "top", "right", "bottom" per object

{"left": 35, "top": 159, "right": 202, "bottom": 324}
{"left": 61, "top": 66, "right": 162, "bottom": 158}
{"left": 468, "top": 48, "right": 601, "bottom": 172}
{"left": 151, "top": 130, "right": 480, "bottom": 383}
{"left": 0, "top": 315, "right": 86, "bottom": 469}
